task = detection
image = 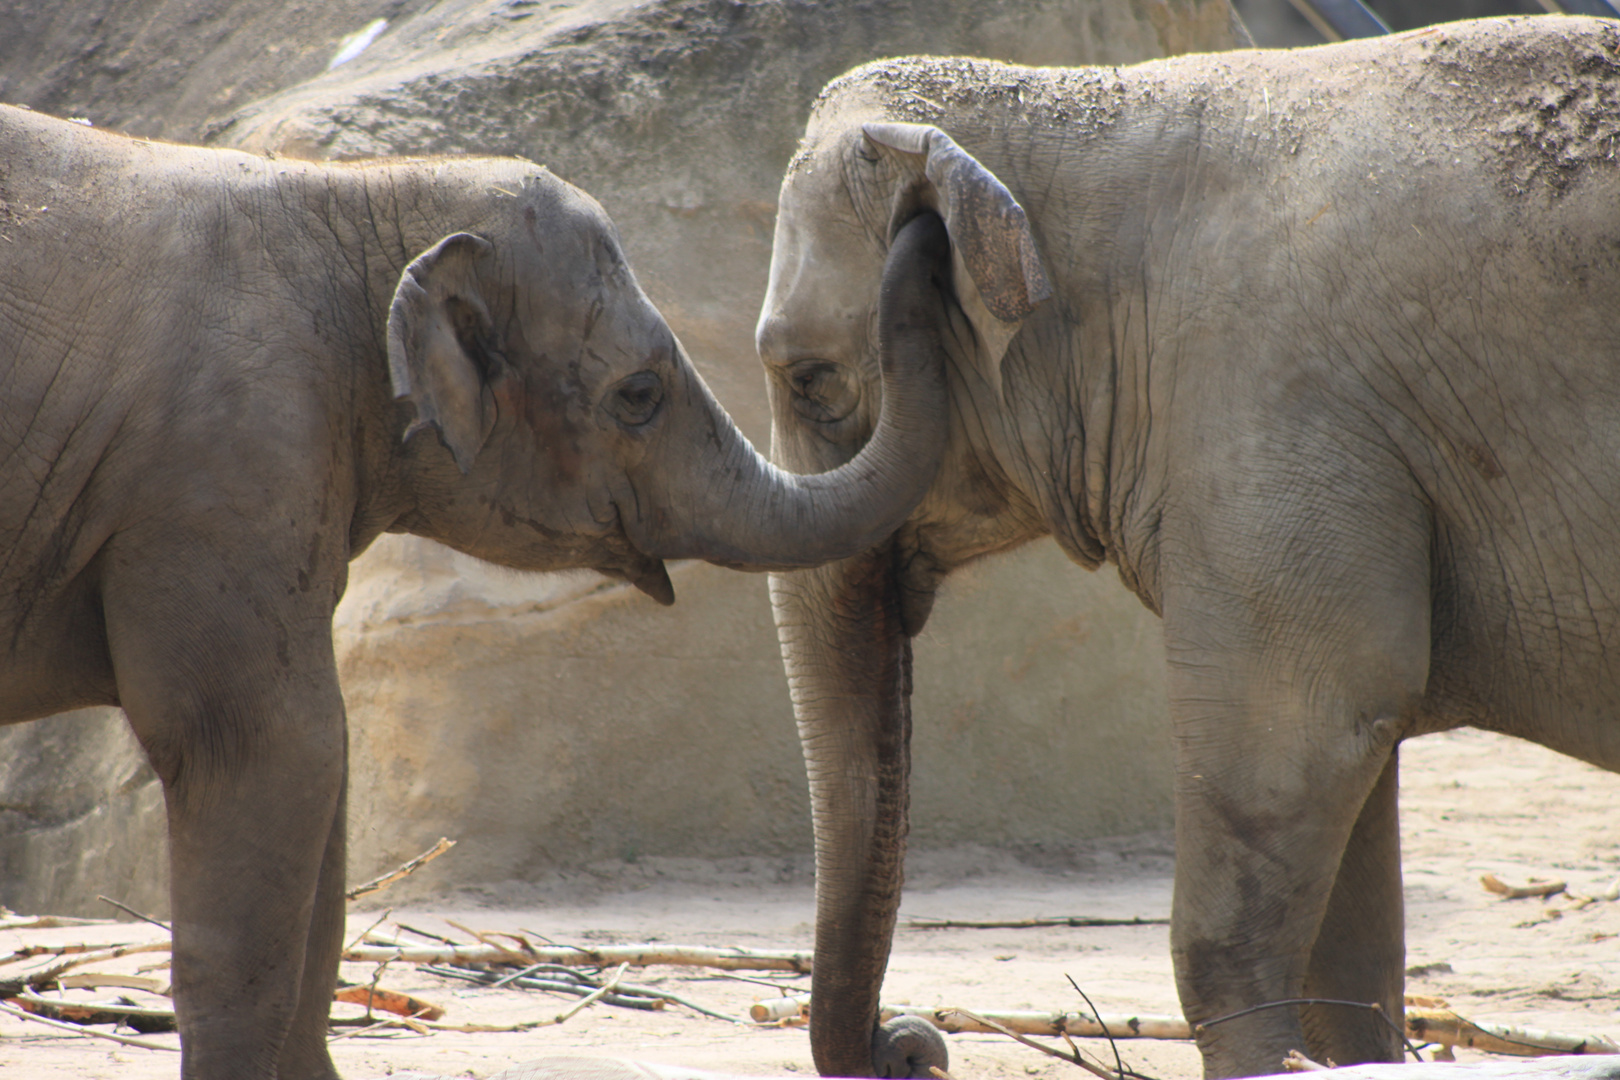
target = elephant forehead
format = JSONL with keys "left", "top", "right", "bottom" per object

{"left": 757, "top": 204, "right": 882, "bottom": 364}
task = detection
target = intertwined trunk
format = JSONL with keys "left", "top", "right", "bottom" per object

{"left": 626, "top": 216, "right": 952, "bottom": 574}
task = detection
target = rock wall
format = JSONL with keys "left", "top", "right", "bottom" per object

{"left": 0, "top": 0, "right": 1239, "bottom": 915}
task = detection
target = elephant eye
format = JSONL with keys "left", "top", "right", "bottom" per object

{"left": 785, "top": 359, "right": 859, "bottom": 424}
{"left": 603, "top": 370, "right": 664, "bottom": 427}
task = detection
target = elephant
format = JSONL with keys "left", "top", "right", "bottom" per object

{"left": 0, "top": 102, "right": 949, "bottom": 1079}
{"left": 756, "top": 15, "right": 1620, "bottom": 1080}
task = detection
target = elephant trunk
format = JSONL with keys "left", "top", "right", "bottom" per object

{"left": 624, "top": 214, "right": 951, "bottom": 572}
{"left": 769, "top": 551, "right": 945, "bottom": 1079}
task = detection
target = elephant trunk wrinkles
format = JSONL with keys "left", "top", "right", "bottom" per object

{"left": 770, "top": 548, "right": 915, "bottom": 1078}
{"left": 628, "top": 215, "right": 951, "bottom": 572}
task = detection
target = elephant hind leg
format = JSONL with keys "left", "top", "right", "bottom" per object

{"left": 1301, "top": 751, "right": 1405, "bottom": 1067}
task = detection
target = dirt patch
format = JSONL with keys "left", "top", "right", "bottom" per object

{"left": 5, "top": 727, "right": 1620, "bottom": 1079}
{"left": 1417, "top": 17, "right": 1620, "bottom": 196}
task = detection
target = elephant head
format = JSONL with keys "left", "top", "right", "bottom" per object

{"left": 757, "top": 116, "right": 1051, "bottom": 1077}
{"left": 385, "top": 170, "right": 951, "bottom": 597}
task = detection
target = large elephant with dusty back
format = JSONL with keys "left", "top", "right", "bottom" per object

{"left": 0, "top": 103, "right": 948, "bottom": 1078}
{"left": 758, "top": 16, "right": 1620, "bottom": 1079}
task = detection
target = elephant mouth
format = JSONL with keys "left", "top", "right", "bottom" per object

{"left": 613, "top": 548, "right": 675, "bottom": 606}
{"left": 593, "top": 526, "right": 675, "bottom": 606}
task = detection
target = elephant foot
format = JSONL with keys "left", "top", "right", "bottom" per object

{"left": 873, "top": 1015, "right": 949, "bottom": 1079}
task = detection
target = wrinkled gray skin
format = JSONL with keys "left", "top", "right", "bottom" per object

{"left": 759, "top": 16, "right": 1620, "bottom": 1080}
{"left": 0, "top": 103, "right": 946, "bottom": 1079}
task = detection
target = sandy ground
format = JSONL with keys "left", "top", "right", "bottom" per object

{"left": 4, "top": 727, "right": 1620, "bottom": 1079}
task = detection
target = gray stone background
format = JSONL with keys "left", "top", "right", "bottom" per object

{"left": 0, "top": 0, "right": 1563, "bottom": 916}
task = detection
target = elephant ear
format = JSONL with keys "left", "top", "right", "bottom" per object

{"left": 862, "top": 121, "right": 1051, "bottom": 392}
{"left": 387, "top": 232, "right": 498, "bottom": 474}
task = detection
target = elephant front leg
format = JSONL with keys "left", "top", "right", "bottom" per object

{"left": 1172, "top": 716, "right": 1405, "bottom": 1078}
{"left": 1301, "top": 751, "right": 1405, "bottom": 1067}
{"left": 1160, "top": 498, "right": 1430, "bottom": 1077}
{"left": 105, "top": 550, "right": 347, "bottom": 1080}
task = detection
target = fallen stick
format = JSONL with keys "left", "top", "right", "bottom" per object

{"left": 7, "top": 941, "right": 173, "bottom": 987}
{"left": 0, "top": 914, "right": 117, "bottom": 931}
{"left": 0, "top": 998, "right": 178, "bottom": 1051}
{"left": 942, "top": 1006, "right": 1119, "bottom": 1080}
{"left": 422, "top": 965, "right": 660, "bottom": 1008}
{"left": 57, "top": 973, "right": 169, "bottom": 994}
{"left": 1405, "top": 1008, "right": 1620, "bottom": 1057}
{"left": 760, "top": 997, "right": 1618, "bottom": 1058}
{"left": 879, "top": 1004, "right": 1192, "bottom": 1040}
{"left": 8, "top": 990, "right": 176, "bottom": 1033}
{"left": 97, "top": 895, "right": 171, "bottom": 932}
{"left": 750, "top": 994, "right": 811, "bottom": 1023}
{"left": 0, "top": 939, "right": 157, "bottom": 963}
{"left": 907, "top": 916, "right": 1169, "bottom": 930}
{"left": 344, "top": 941, "right": 813, "bottom": 972}
{"left": 333, "top": 985, "right": 446, "bottom": 1021}
{"left": 1481, "top": 874, "right": 1567, "bottom": 900}
{"left": 554, "top": 962, "right": 629, "bottom": 1024}
{"left": 346, "top": 838, "right": 456, "bottom": 902}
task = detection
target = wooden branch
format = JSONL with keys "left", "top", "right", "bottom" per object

{"left": 8, "top": 990, "right": 176, "bottom": 1033}
{"left": 343, "top": 941, "right": 812, "bottom": 972}
{"left": 907, "top": 916, "right": 1169, "bottom": 930}
{"left": 0, "top": 998, "right": 178, "bottom": 1050}
{"left": 943, "top": 1006, "right": 1120, "bottom": 1080}
{"left": 881, "top": 1003, "right": 1193, "bottom": 1040}
{"left": 554, "top": 962, "right": 628, "bottom": 1024}
{"left": 0, "top": 939, "right": 159, "bottom": 963}
{"left": 1283, "top": 1050, "right": 1332, "bottom": 1071}
{"left": 346, "top": 837, "right": 456, "bottom": 902}
{"left": 750, "top": 994, "right": 811, "bottom": 1023}
{"left": 57, "top": 973, "right": 169, "bottom": 995}
{"left": 97, "top": 895, "right": 171, "bottom": 931}
{"left": 753, "top": 995, "right": 1619, "bottom": 1060}
{"left": 0, "top": 913, "right": 116, "bottom": 931}
{"left": 1405, "top": 1007, "right": 1620, "bottom": 1056}
{"left": 9, "top": 941, "right": 172, "bottom": 987}
{"left": 1481, "top": 874, "right": 1567, "bottom": 899}
{"left": 333, "top": 985, "right": 445, "bottom": 1021}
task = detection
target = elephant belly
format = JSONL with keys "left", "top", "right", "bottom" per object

{"left": 1424, "top": 523, "right": 1620, "bottom": 772}
{"left": 0, "top": 568, "right": 118, "bottom": 724}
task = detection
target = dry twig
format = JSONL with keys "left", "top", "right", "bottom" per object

{"left": 1481, "top": 874, "right": 1567, "bottom": 899}
{"left": 333, "top": 984, "right": 445, "bottom": 1021}
{"left": 1405, "top": 1007, "right": 1620, "bottom": 1056}
{"left": 942, "top": 1006, "right": 1120, "bottom": 1080}
{"left": 1282, "top": 1050, "right": 1331, "bottom": 1071}
{"left": 908, "top": 915, "right": 1168, "bottom": 930}
{"left": 9, "top": 990, "right": 176, "bottom": 1033}
{"left": 97, "top": 895, "right": 171, "bottom": 932}
{"left": 345, "top": 838, "right": 456, "bottom": 902}
{"left": 344, "top": 940, "right": 812, "bottom": 972}
{"left": 0, "top": 998, "right": 178, "bottom": 1051}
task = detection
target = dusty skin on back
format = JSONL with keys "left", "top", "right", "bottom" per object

{"left": 756, "top": 16, "right": 1620, "bottom": 1079}
{"left": 0, "top": 104, "right": 950, "bottom": 1078}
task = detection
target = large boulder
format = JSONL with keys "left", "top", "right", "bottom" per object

{"left": 0, "top": 0, "right": 1238, "bottom": 915}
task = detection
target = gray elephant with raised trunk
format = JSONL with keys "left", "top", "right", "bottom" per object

{"left": 757, "top": 16, "right": 1620, "bottom": 1080}
{"left": 0, "top": 103, "right": 947, "bottom": 1079}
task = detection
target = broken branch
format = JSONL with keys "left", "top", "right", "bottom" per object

{"left": 332, "top": 985, "right": 445, "bottom": 1021}
{"left": 343, "top": 941, "right": 812, "bottom": 972}
{"left": 0, "top": 998, "right": 178, "bottom": 1051}
{"left": 1405, "top": 1007, "right": 1620, "bottom": 1056}
{"left": 1481, "top": 874, "right": 1567, "bottom": 899}
{"left": 345, "top": 838, "right": 456, "bottom": 902}
{"left": 907, "top": 916, "right": 1169, "bottom": 930}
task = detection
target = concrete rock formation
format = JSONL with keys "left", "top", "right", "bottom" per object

{"left": 0, "top": 0, "right": 1239, "bottom": 916}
